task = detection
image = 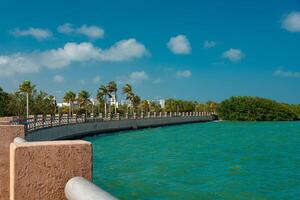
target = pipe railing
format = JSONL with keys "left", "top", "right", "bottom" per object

{"left": 65, "top": 177, "right": 118, "bottom": 200}
{"left": 10, "top": 112, "right": 212, "bottom": 135}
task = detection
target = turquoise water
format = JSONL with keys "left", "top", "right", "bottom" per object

{"left": 85, "top": 122, "right": 300, "bottom": 200}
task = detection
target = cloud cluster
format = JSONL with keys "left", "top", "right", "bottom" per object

{"left": 129, "top": 71, "right": 149, "bottom": 83}
{"left": 0, "top": 39, "right": 149, "bottom": 77}
{"left": 167, "top": 35, "right": 191, "bottom": 54}
{"left": 282, "top": 12, "right": 300, "bottom": 32}
{"left": 58, "top": 23, "right": 104, "bottom": 39}
{"left": 93, "top": 75, "right": 101, "bottom": 84}
{"left": 274, "top": 68, "right": 300, "bottom": 78}
{"left": 10, "top": 27, "right": 52, "bottom": 40}
{"left": 204, "top": 40, "right": 216, "bottom": 48}
{"left": 222, "top": 48, "right": 245, "bottom": 62}
{"left": 176, "top": 70, "right": 192, "bottom": 78}
{"left": 53, "top": 75, "right": 64, "bottom": 83}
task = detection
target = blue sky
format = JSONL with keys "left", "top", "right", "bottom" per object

{"left": 0, "top": 0, "right": 300, "bottom": 103}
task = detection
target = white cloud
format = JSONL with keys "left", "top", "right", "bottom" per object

{"left": 222, "top": 48, "right": 245, "bottom": 62}
{"left": 153, "top": 79, "right": 162, "bottom": 84}
{"left": 176, "top": 70, "right": 192, "bottom": 78}
{"left": 204, "top": 40, "right": 216, "bottom": 48}
{"left": 39, "top": 42, "right": 102, "bottom": 69}
{"left": 0, "top": 54, "right": 40, "bottom": 76}
{"left": 273, "top": 68, "right": 300, "bottom": 78}
{"left": 167, "top": 35, "right": 191, "bottom": 54}
{"left": 93, "top": 75, "right": 101, "bottom": 84}
{"left": 100, "top": 39, "right": 149, "bottom": 61}
{"left": 0, "top": 39, "right": 149, "bottom": 77}
{"left": 53, "top": 75, "right": 64, "bottom": 83}
{"left": 10, "top": 27, "right": 52, "bottom": 40}
{"left": 79, "top": 79, "right": 86, "bottom": 85}
{"left": 129, "top": 71, "right": 149, "bottom": 83}
{"left": 282, "top": 12, "right": 300, "bottom": 32}
{"left": 58, "top": 23, "right": 104, "bottom": 39}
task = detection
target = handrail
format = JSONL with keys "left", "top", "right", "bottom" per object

{"left": 65, "top": 177, "right": 118, "bottom": 200}
{"left": 10, "top": 112, "right": 212, "bottom": 135}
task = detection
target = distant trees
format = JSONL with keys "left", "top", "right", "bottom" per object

{"left": 0, "top": 81, "right": 57, "bottom": 117}
{"left": 1, "top": 81, "right": 300, "bottom": 122}
{"left": 0, "top": 87, "right": 10, "bottom": 116}
{"left": 217, "top": 96, "right": 298, "bottom": 121}
{"left": 63, "top": 91, "right": 76, "bottom": 115}
{"left": 165, "top": 99, "right": 197, "bottom": 112}
{"left": 107, "top": 81, "right": 118, "bottom": 114}
{"left": 77, "top": 90, "right": 91, "bottom": 115}
{"left": 122, "top": 84, "right": 141, "bottom": 113}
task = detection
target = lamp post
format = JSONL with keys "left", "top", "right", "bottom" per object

{"left": 26, "top": 92, "right": 29, "bottom": 119}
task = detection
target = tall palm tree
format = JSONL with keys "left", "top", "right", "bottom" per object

{"left": 17, "top": 80, "right": 36, "bottom": 116}
{"left": 63, "top": 91, "right": 76, "bottom": 115}
{"left": 122, "top": 84, "right": 134, "bottom": 113}
{"left": 18, "top": 80, "right": 36, "bottom": 95}
{"left": 132, "top": 95, "right": 141, "bottom": 113}
{"left": 77, "top": 90, "right": 91, "bottom": 115}
{"left": 97, "top": 85, "right": 111, "bottom": 116}
{"left": 107, "top": 81, "right": 118, "bottom": 114}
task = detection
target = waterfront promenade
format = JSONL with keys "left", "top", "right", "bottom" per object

{"left": 0, "top": 112, "right": 212, "bottom": 200}
{"left": 10, "top": 112, "right": 213, "bottom": 141}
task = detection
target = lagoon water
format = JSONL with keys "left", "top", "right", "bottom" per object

{"left": 85, "top": 122, "right": 300, "bottom": 200}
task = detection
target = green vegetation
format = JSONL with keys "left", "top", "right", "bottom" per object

{"left": 1, "top": 81, "right": 299, "bottom": 121}
{"left": 164, "top": 99, "right": 218, "bottom": 113}
{"left": 217, "top": 96, "right": 298, "bottom": 121}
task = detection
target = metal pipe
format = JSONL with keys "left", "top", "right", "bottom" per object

{"left": 13, "top": 137, "right": 26, "bottom": 144}
{"left": 65, "top": 177, "right": 118, "bottom": 200}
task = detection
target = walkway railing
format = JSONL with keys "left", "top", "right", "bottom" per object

{"left": 10, "top": 112, "right": 212, "bottom": 135}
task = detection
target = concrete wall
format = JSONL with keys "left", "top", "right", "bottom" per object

{"left": 0, "top": 125, "right": 24, "bottom": 200}
{"left": 0, "top": 117, "right": 14, "bottom": 125}
{"left": 10, "top": 140, "right": 92, "bottom": 200}
{"left": 26, "top": 116, "right": 212, "bottom": 141}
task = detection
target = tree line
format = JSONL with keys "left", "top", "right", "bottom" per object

{"left": 1, "top": 81, "right": 299, "bottom": 121}
{"left": 217, "top": 96, "right": 300, "bottom": 121}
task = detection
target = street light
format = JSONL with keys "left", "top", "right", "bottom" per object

{"left": 26, "top": 92, "right": 29, "bottom": 119}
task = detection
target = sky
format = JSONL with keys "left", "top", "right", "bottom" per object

{"left": 0, "top": 0, "right": 300, "bottom": 103}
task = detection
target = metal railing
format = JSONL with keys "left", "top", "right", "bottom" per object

{"left": 10, "top": 112, "right": 212, "bottom": 135}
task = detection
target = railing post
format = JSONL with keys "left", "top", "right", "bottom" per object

{"left": 34, "top": 115, "right": 37, "bottom": 130}
{"left": 42, "top": 115, "right": 45, "bottom": 128}
{"left": 50, "top": 114, "right": 53, "bottom": 127}
{"left": 153, "top": 112, "right": 156, "bottom": 118}
{"left": 116, "top": 113, "right": 120, "bottom": 120}
{"left": 159, "top": 112, "right": 162, "bottom": 118}
{"left": 125, "top": 113, "right": 128, "bottom": 119}
{"left": 133, "top": 113, "right": 136, "bottom": 119}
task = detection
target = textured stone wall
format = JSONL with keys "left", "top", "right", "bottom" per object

{"left": 10, "top": 140, "right": 92, "bottom": 200}
{"left": 0, "top": 125, "right": 24, "bottom": 200}
{"left": 0, "top": 117, "right": 14, "bottom": 125}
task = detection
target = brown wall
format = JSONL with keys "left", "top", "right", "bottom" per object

{"left": 10, "top": 140, "right": 92, "bottom": 200}
{"left": 0, "top": 125, "right": 24, "bottom": 200}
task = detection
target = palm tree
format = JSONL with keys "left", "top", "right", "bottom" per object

{"left": 77, "top": 90, "right": 91, "bottom": 115}
{"left": 17, "top": 80, "right": 36, "bottom": 116}
{"left": 122, "top": 84, "right": 134, "bottom": 113}
{"left": 107, "top": 81, "right": 118, "bottom": 114}
{"left": 63, "top": 91, "right": 76, "bottom": 115}
{"left": 97, "top": 85, "right": 110, "bottom": 116}
{"left": 132, "top": 95, "right": 141, "bottom": 113}
{"left": 18, "top": 80, "right": 36, "bottom": 95}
